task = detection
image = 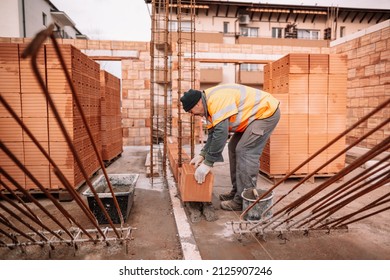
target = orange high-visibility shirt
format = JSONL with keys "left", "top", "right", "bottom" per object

{"left": 204, "top": 84, "right": 279, "bottom": 132}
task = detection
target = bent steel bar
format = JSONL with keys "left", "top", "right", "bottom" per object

{"left": 0, "top": 190, "right": 62, "bottom": 241}
{"left": 0, "top": 95, "right": 103, "bottom": 238}
{"left": 240, "top": 96, "right": 390, "bottom": 221}
{"left": 21, "top": 24, "right": 122, "bottom": 236}
{"left": 48, "top": 29, "right": 124, "bottom": 227}
{"left": 0, "top": 142, "right": 91, "bottom": 240}
{"left": 1, "top": 166, "right": 72, "bottom": 241}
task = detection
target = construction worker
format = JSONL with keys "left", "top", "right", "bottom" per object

{"left": 180, "top": 83, "right": 280, "bottom": 211}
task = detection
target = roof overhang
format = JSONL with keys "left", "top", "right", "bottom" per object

{"left": 51, "top": 11, "right": 75, "bottom": 26}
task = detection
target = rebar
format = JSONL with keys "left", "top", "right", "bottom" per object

{"left": 0, "top": 95, "right": 105, "bottom": 235}
{"left": 21, "top": 24, "right": 122, "bottom": 236}
{"left": 240, "top": 97, "right": 390, "bottom": 221}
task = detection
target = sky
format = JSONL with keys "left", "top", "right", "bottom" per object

{"left": 51, "top": 0, "right": 389, "bottom": 42}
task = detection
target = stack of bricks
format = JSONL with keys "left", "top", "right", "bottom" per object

{"left": 0, "top": 43, "right": 102, "bottom": 191}
{"left": 261, "top": 53, "right": 347, "bottom": 176}
{"left": 100, "top": 70, "right": 123, "bottom": 161}
{"left": 46, "top": 44, "right": 102, "bottom": 189}
{"left": 167, "top": 138, "right": 213, "bottom": 202}
{"left": 0, "top": 43, "right": 26, "bottom": 190}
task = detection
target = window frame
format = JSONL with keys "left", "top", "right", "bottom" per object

{"left": 272, "top": 27, "right": 283, "bottom": 38}
{"left": 42, "top": 12, "right": 47, "bottom": 27}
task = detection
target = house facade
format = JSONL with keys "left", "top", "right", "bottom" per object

{"left": 0, "top": 0, "right": 87, "bottom": 39}
{"left": 148, "top": 0, "right": 390, "bottom": 89}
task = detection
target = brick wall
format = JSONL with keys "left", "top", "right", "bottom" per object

{"left": 330, "top": 20, "right": 390, "bottom": 149}
{"left": 0, "top": 36, "right": 330, "bottom": 148}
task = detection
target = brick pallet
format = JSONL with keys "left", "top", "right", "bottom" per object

{"left": 261, "top": 53, "right": 347, "bottom": 177}
{"left": 0, "top": 43, "right": 103, "bottom": 192}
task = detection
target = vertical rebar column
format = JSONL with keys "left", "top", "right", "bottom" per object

{"left": 149, "top": 0, "right": 156, "bottom": 183}
{"left": 177, "top": 0, "right": 183, "bottom": 167}
{"left": 190, "top": 0, "right": 196, "bottom": 159}
{"left": 162, "top": 0, "right": 170, "bottom": 178}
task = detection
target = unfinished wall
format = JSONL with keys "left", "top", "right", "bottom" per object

{"left": 0, "top": 36, "right": 330, "bottom": 149}
{"left": 330, "top": 20, "right": 390, "bottom": 149}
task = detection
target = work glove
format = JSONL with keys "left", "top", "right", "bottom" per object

{"left": 194, "top": 163, "right": 212, "bottom": 184}
{"left": 190, "top": 154, "right": 204, "bottom": 168}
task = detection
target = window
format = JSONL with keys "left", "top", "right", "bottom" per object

{"left": 168, "top": 21, "right": 191, "bottom": 32}
{"left": 42, "top": 12, "right": 47, "bottom": 26}
{"left": 340, "top": 26, "right": 346, "bottom": 38}
{"left": 223, "top": 22, "right": 229, "bottom": 34}
{"left": 240, "top": 27, "right": 258, "bottom": 37}
{"left": 297, "top": 29, "right": 320, "bottom": 40}
{"left": 240, "top": 64, "right": 259, "bottom": 71}
{"left": 272, "top": 27, "right": 283, "bottom": 38}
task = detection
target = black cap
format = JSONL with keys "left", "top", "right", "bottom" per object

{"left": 180, "top": 89, "right": 202, "bottom": 112}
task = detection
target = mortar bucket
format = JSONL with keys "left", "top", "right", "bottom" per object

{"left": 241, "top": 188, "right": 273, "bottom": 221}
{"left": 83, "top": 174, "right": 139, "bottom": 224}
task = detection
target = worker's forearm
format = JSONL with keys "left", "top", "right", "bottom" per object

{"left": 202, "top": 119, "right": 229, "bottom": 166}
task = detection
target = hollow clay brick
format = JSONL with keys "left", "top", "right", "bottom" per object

{"left": 178, "top": 163, "right": 213, "bottom": 202}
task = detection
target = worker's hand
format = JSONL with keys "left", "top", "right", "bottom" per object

{"left": 194, "top": 163, "right": 212, "bottom": 184}
{"left": 190, "top": 154, "right": 204, "bottom": 168}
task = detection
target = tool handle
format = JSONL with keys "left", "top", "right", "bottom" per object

{"left": 252, "top": 188, "right": 259, "bottom": 198}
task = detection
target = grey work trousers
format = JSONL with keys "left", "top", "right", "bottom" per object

{"left": 228, "top": 108, "right": 280, "bottom": 204}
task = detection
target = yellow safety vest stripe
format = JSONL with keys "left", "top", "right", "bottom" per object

{"left": 205, "top": 84, "right": 279, "bottom": 132}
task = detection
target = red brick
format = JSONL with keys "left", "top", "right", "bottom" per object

{"left": 178, "top": 163, "right": 213, "bottom": 202}
{"left": 309, "top": 54, "right": 329, "bottom": 74}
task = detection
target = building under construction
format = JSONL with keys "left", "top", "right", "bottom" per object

{"left": 0, "top": 0, "right": 389, "bottom": 260}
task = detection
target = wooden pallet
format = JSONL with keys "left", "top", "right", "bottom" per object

{"left": 259, "top": 170, "right": 337, "bottom": 184}
{"left": 1, "top": 167, "right": 101, "bottom": 202}
{"left": 103, "top": 152, "right": 122, "bottom": 168}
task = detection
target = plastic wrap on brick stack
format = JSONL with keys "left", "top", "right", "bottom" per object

{"left": 1, "top": 42, "right": 106, "bottom": 192}
{"left": 100, "top": 70, "right": 123, "bottom": 161}
{"left": 19, "top": 43, "right": 51, "bottom": 190}
{"left": 261, "top": 53, "right": 347, "bottom": 177}
{"left": 45, "top": 44, "right": 102, "bottom": 190}
{"left": 0, "top": 43, "right": 25, "bottom": 190}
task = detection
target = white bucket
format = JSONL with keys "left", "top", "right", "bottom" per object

{"left": 241, "top": 188, "right": 273, "bottom": 221}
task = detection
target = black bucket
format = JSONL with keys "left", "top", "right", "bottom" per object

{"left": 83, "top": 174, "right": 138, "bottom": 224}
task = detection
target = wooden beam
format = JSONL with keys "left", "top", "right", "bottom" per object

{"left": 376, "top": 13, "right": 385, "bottom": 24}
{"left": 303, "top": 13, "right": 308, "bottom": 23}
{"left": 351, "top": 12, "right": 359, "bottom": 23}
{"left": 216, "top": 5, "right": 220, "bottom": 17}
{"left": 286, "top": 12, "right": 291, "bottom": 22}
{"left": 368, "top": 13, "right": 376, "bottom": 24}
{"left": 277, "top": 12, "right": 282, "bottom": 22}
{"left": 311, "top": 14, "right": 317, "bottom": 23}
{"left": 359, "top": 12, "right": 368, "bottom": 23}
{"left": 186, "top": 57, "right": 272, "bottom": 64}
{"left": 89, "top": 56, "right": 127, "bottom": 61}
{"left": 225, "top": 5, "right": 229, "bottom": 17}
{"left": 342, "top": 11, "right": 350, "bottom": 22}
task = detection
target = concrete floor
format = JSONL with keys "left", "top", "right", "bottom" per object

{"left": 0, "top": 145, "right": 389, "bottom": 260}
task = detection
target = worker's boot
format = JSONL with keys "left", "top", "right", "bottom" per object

{"left": 220, "top": 200, "right": 242, "bottom": 211}
{"left": 186, "top": 202, "right": 202, "bottom": 223}
{"left": 219, "top": 190, "right": 236, "bottom": 201}
{"left": 202, "top": 202, "right": 218, "bottom": 222}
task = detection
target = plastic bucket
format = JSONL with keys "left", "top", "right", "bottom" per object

{"left": 241, "top": 188, "right": 273, "bottom": 221}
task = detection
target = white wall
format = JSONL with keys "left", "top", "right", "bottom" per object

{"left": 24, "top": 0, "right": 51, "bottom": 37}
{"left": 0, "top": 0, "right": 21, "bottom": 37}
{"left": 192, "top": 7, "right": 379, "bottom": 40}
